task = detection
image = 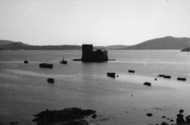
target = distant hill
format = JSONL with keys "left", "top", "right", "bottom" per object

{"left": 0, "top": 40, "right": 18, "bottom": 45}
{"left": 181, "top": 47, "right": 190, "bottom": 52}
{"left": 125, "top": 36, "right": 190, "bottom": 50}
{"left": 1, "top": 36, "right": 190, "bottom": 50}
{"left": 106, "top": 45, "right": 129, "bottom": 50}
{"left": 0, "top": 40, "right": 81, "bottom": 50}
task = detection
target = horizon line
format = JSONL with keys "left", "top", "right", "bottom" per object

{"left": 1, "top": 35, "right": 190, "bottom": 46}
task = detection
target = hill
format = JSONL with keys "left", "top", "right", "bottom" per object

{"left": 0, "top": 40, "right": 81, "bottom": 50}
{"left": 0, "top": 40, "right": 19, "bottom": 45}
{"left": 1, "top": 36, "right": 190, "bottom": 50}
{"left": 106, "top": 45, "right": 129, "bottom": 50}
{"left": 126, "top": 36, "right": 190, "bottom": 50}
{"left": 181, "top": 47, "right": 190, "bottom": 52}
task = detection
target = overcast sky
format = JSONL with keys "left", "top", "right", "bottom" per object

{"left": 0, "top": 0, "right": 190, "bottom": 45}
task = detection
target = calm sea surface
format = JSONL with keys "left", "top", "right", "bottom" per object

{"left": 0, "top": 50, "right": 190, "bottom": 125}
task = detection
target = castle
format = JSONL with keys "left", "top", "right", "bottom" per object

{"left": 81, "top": 44, "right": 108, "bottom": 62}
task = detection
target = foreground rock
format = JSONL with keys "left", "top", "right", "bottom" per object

{"left": 161, "top": 109, "right": 190, "bottom": 125}
{"left": 33, "top": 107, "right": 96, "bottom": 125}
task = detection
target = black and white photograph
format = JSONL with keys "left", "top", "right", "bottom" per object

{"left": 0, "top": 0, "right": 190, "bottom": 125}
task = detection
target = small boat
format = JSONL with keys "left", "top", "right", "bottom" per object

{"left": 60, "top": 60, "right": 68, "bottom": 64}
{"left": 128, "top": 69, "right": 135, "bottom": 73}
{"left": 177, "top": 77, "right": 186, "bottom": 82}
{"left": 143, "top": 82, "right": 151, "bottom": 87}
{"left": 39, "top": 63, "right": 53, "bottom": 69}
{"left": 107, "top": 72, "right": 116, "bottom": 78}
{"left": 60, "top": 57, "right": 68, "bottom": 64}
{"left": 47, "top": 78, "right": 55, "bottom": 84}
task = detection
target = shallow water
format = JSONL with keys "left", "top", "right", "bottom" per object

{"left": 0, "top": 50, "right": 190, "bottom": 125}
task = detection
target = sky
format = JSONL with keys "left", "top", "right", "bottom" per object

{"left": 0, "top": 0, "right": 190, "bottom": 45}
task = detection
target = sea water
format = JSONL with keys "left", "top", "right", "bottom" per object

{"left": 0, "top": 50, "right": 190, "bottom": 125}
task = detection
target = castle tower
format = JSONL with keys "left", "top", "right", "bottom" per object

{"left": 82, "top": 44, "right": 93, "bottom": 62}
